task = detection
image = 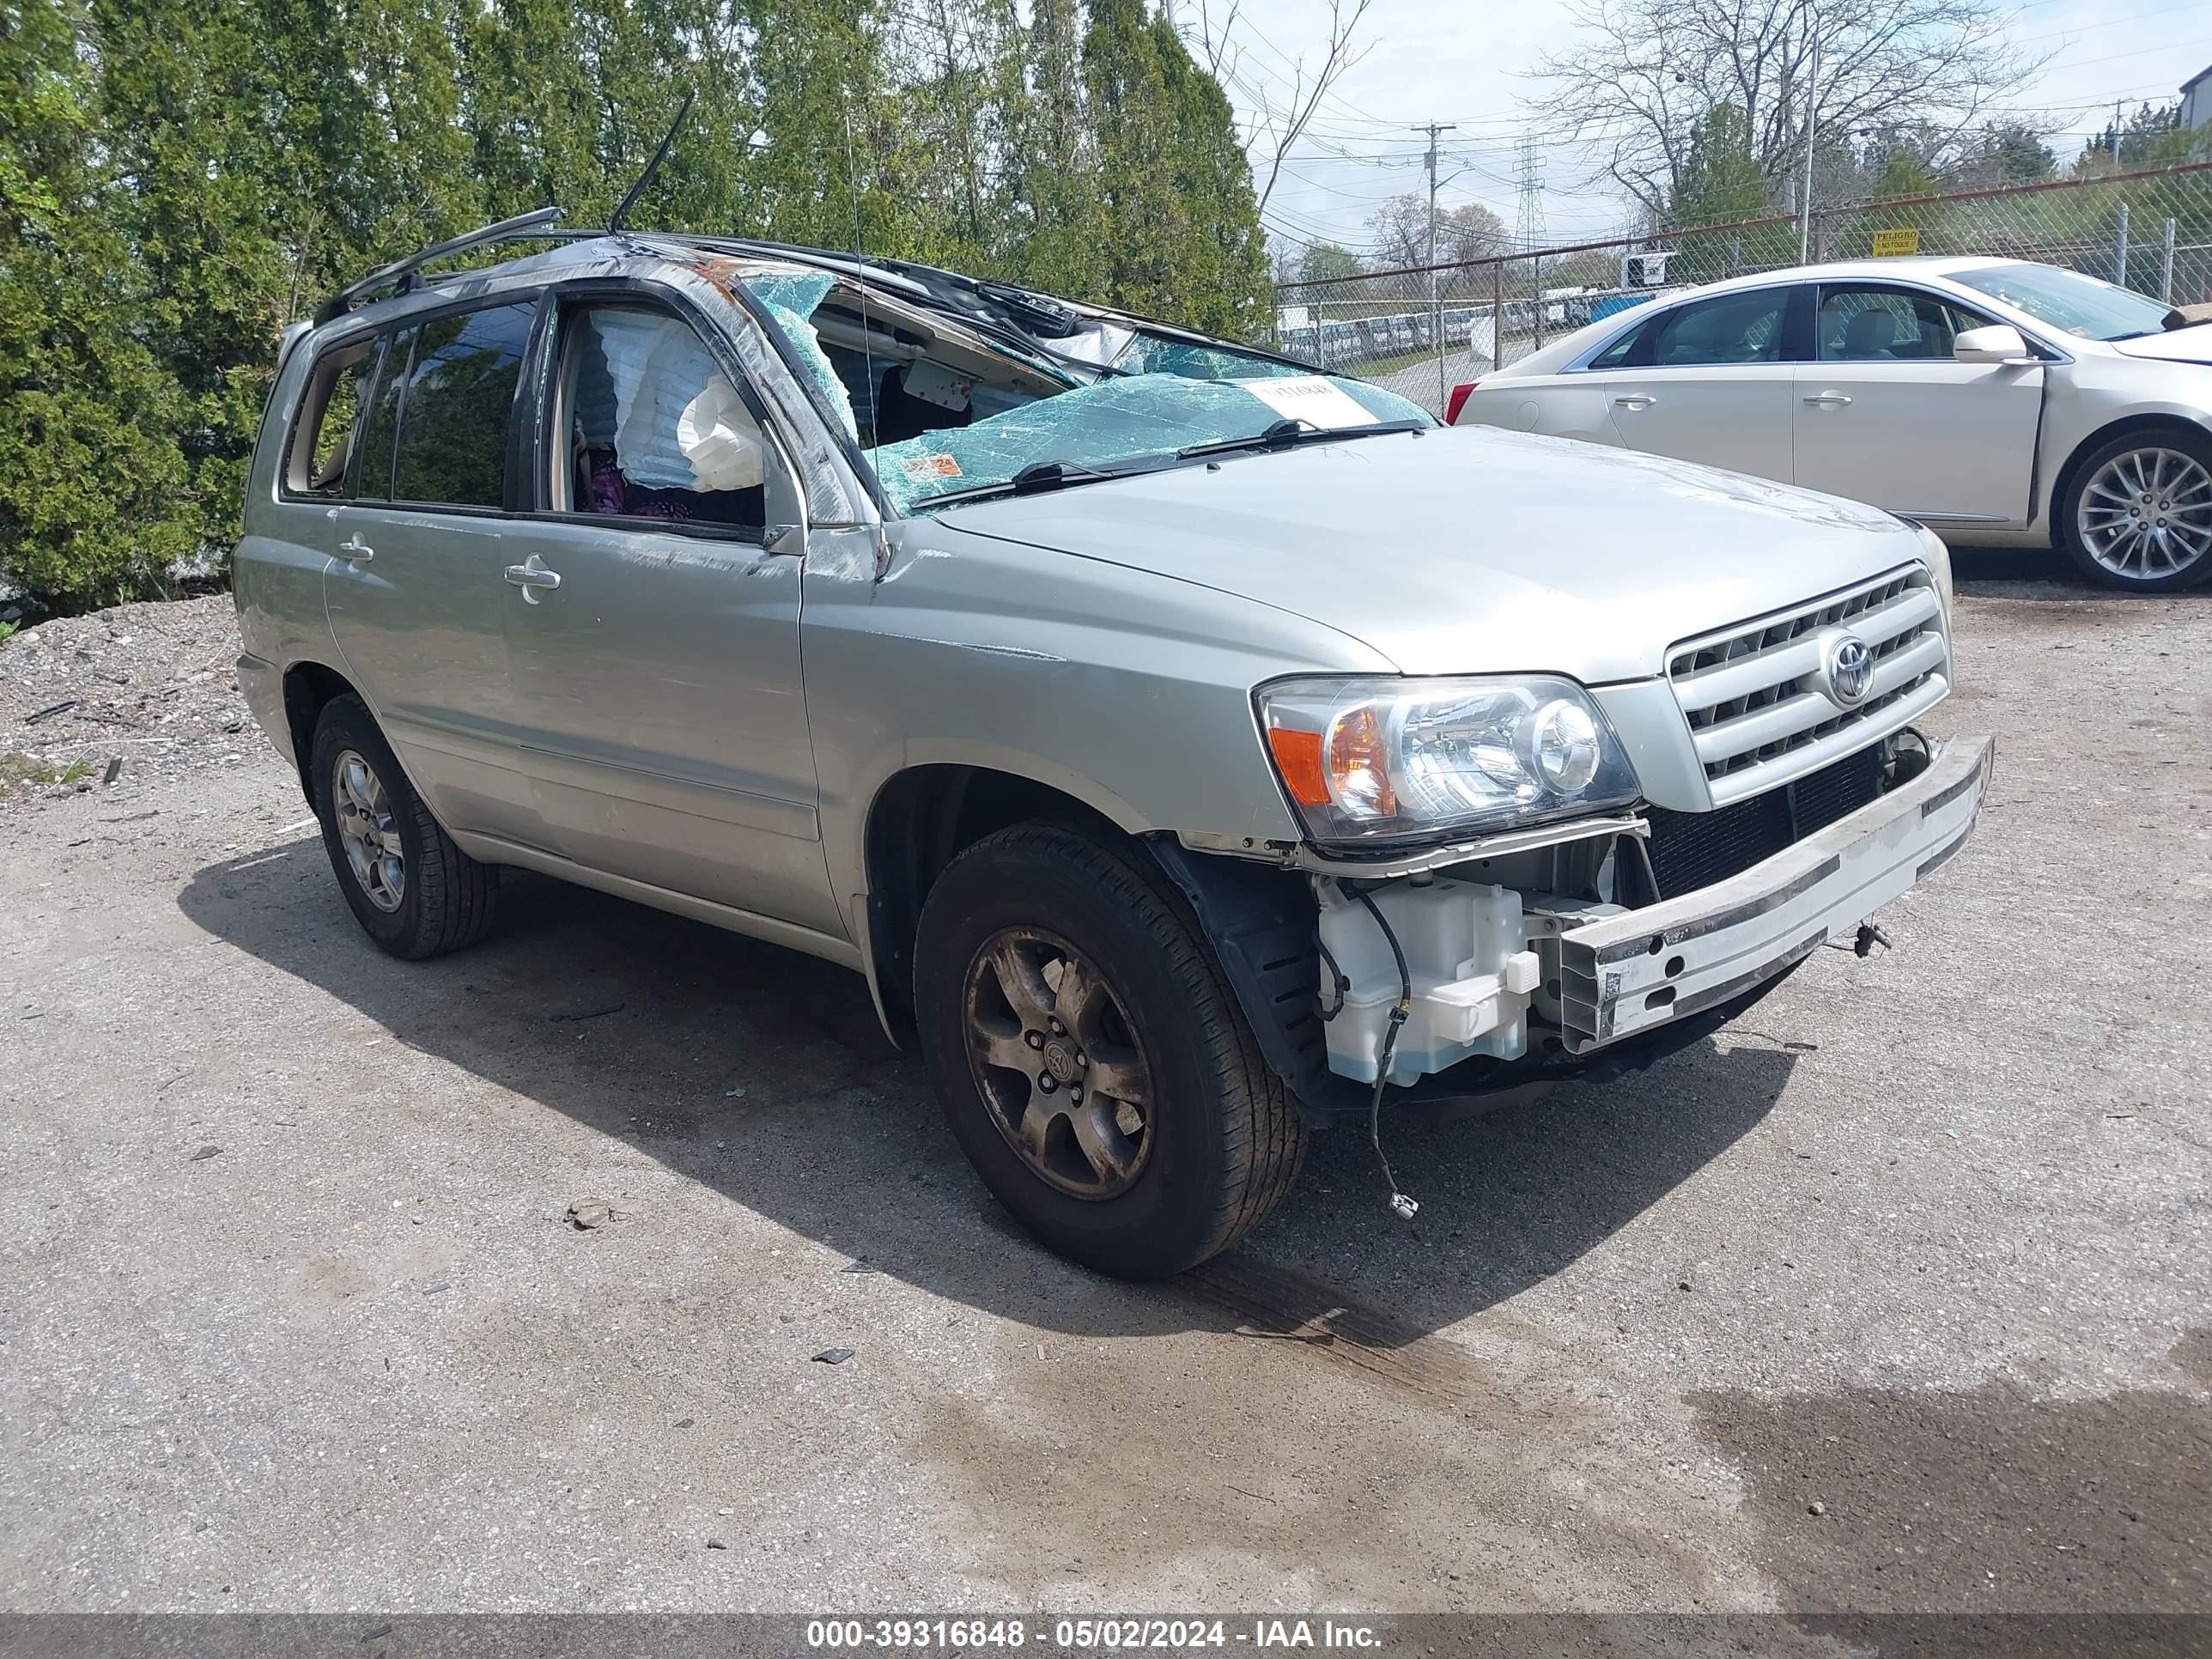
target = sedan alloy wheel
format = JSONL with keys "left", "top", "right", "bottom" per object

{"left": 2076, "top": 446, "right": 2212, "bottom": 583}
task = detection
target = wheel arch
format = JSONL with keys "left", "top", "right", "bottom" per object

{"left": 860, "top": 763, "right": 1129, "bottom": 1048}
{"left": 282, "top": 659, "right": 362, "bottom": 804}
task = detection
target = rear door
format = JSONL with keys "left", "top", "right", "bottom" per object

{"left": 493, "top": 284, "right": 842, "bottom": 941}
{"left": 324, "top": 298, "right": 546, "bottom": 846}
{"left": 1601, "top": 285, "right": 1802, "bottom": 483}
{"left": 1791, "top": 282, "right": 2043, "bottom": 526}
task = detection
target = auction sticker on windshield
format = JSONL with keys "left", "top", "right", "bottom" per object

{"left": 900, "top": 453, "right": 963, "bottom": 480}
{"left": 1233, "top": 374, "right": 1379, "bottom": 429}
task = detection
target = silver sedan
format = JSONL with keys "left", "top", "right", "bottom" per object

{"left": 1450, "top": 257, "right": 2212, "bottom": 592}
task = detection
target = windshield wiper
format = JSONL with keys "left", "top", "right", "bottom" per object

{"left": 1177, "top": 417, "right": 1428, "bottom": 461}
{"left": 915, "top": 459, "right": 1119, "bottom": 508}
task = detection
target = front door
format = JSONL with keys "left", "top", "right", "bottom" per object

{"left": 323, "top": 300, "right": 546, "bottom": 846}
{"left": 1601, "top": 284, "right": 1799, "bottom": 483}
{"left": 1792, "top": 283, "right": 2044, "bottom": 526}
{"left": 495, "top": 290, "right": 842, "bottom": 940}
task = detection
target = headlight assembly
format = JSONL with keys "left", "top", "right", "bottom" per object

{"left": 1914, "top": 521, "right": 1955, "bottom": 623}
{"left": 1255, "top": 675, "right": 1642, "bottom": 845}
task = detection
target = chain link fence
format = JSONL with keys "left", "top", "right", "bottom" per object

{"left": 1271, "top": 161, "right": 2212, "bottom": 416}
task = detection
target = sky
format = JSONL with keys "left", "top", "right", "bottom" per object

{"left": 1190, "top": 0, "right": 2212, "bottom": 258}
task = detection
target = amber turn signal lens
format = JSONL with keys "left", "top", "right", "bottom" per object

{"left": 1266, "top": 726, "right": 1330, "bottom": 806}
{"left": 1327, "top": 702, "right": 1396, "bottom": 817}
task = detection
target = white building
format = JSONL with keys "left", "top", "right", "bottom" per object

{"left": 2183, "top": 63, "right": 2212, "bottom": 131}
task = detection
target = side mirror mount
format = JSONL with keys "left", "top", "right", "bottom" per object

{"left": 760, "top": 428, "right": 810, "bottom": 556}
{"left": 1954, "top": 324, "right": 2031, "bottom": 364}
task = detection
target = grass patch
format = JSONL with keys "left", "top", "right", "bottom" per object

{"left": 0, "top": 751, "right": 92, "bottom": 797}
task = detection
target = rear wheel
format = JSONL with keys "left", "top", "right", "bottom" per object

{"left": 309, "top": 695, "right": 498, "bottom": 959}
{"left": 914, "top": 823, "right": 1304, "bottom": 1279}
{"left": 2057, "top": 428, "right": 2212, "bottom": 592}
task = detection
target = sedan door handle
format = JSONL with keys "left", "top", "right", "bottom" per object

{"left": 338, "top": 534, "right": 374, "bottom": 562}
{"left": 1613, "top": 394, "right": 1657, "bottom": 410}
{"left": 1802, "top": 392, "right": 1853, "bottom": 407}
{"left": 504, "top": 556, "right": 562, "bottom": 604}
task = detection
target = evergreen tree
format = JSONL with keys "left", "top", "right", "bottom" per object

{"left": 0, "top": 0, "right": 198, "bottom": 609}
{"left": 1004, "top": 0, "right": 1105, "bottom": 299}
{"left": 1670, "top": 102, "right": 1770, "bottom": 228}
{"left": 1079, "top": 0, "right": 1265, "bottom": 333}
{"left": 0, "top": 0, "right": 1291, "bottom": 609}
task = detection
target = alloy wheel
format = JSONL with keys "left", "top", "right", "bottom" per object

{"left": 331, "top": 748, "right": 405, "bottom": 913}
{"left": 961, "top": 927, "right": 1156, "bottom": 1200}
{"left": 2077, "top": 447, "right": 2212, "bottom": 582}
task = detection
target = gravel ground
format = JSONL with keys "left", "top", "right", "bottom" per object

{"left": 0, "top": 556, "right": 2206, "bottom": 1626}
{"left": 0, "top": 597, "right": 253, "bottom": 804}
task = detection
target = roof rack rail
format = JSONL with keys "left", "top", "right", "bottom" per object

{"left": 314, "top": 206, "right": 567, "bottom": 324}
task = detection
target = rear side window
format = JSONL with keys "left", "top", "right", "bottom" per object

{"left": 286, "top": 337, "right": 382, "bottom": 497}
{"left": 1587, "top": 319, "right": 1648, "bottom": 371}
{"left": 354, "top": 328, "right": 413, "bottom": 501}
{"left": 1620, "top": 289, "right": 1790, "bottom": 368}
{"left": 390, "top": 302, "right": 537, "bottom": 507}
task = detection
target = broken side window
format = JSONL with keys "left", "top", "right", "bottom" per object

{"left": 559, "top": 305, "right": 769, "bottom": 531}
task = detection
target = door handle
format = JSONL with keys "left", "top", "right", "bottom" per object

{"left": 338, "top": 534, "right": 374, "bottom": 562}
{"left": 1613, "top": 394, "right": 1657, "bottom": 410}
{"left": 1802, "top": 392, "right": 1853, "bottom": 407}
{"left": 503, "top": 556, "right": 562, "bottom": 605}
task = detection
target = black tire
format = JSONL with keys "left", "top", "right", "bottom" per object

{"left": 914, "top": 823, "right": 1305, "bottom": 1279}
{"left": 309, "top": 694, "right": 497, "bottom": 959}
{"left": 2056, "top": 426, "right": 2212, "bottom": 592}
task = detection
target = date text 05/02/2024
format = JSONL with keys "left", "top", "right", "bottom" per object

{"left": 803, "top": 1617, "right": 1386, "bottom": 1649}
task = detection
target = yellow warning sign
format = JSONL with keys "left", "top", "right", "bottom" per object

{"left": 1870, "top": 228, "right": 1920, "bottom": 257}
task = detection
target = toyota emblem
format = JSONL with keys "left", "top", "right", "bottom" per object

{"left": 1821, "top": 632, "right": 1874, "bottom": 708}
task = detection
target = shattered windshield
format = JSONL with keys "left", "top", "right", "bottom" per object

{"left": 741, "top": 271, "right": 1429, "bottom": 515}
{"left": 867, "top": 372, "right": 1426, "bottom": 512}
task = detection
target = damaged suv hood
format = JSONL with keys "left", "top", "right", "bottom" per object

{"left": 941, "top": 426, "right": 1926, "bottom": 683}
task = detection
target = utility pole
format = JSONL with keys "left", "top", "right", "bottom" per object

{"left": 1413, "top": 120, "right": 1456, "bottom": 413}
{"left": 2111, "top": 100, "right": 2123, "bottom": 165}
{"left": 1798, "top": 1, "right": 1820, "bottom": 263}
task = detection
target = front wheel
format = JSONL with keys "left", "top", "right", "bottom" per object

{"left": 913, "top": 824, "right": 1304, "bottom": 1279}
{"left": 2057, "top": 428, "right": 2212, "bottom": 592}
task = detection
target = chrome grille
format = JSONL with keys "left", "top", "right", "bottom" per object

{"left": 1667, "top": 566, "right": 1949, "bottom": 807}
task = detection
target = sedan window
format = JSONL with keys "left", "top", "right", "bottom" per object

{"left": 1817, "top": 288, "right": 1981, "bottom": 361}
{"left": 1616, "top": 289, "right": 1790, "bottom": 368}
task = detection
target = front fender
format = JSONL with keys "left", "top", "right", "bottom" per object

{"left": 801, "top": 521, "right": 1392, "bottom": 939}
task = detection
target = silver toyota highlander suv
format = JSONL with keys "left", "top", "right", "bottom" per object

{"left": 234, "top": 209, "right": 1990, "bottom": 1278}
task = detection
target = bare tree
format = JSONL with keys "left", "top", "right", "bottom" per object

{"left": 1529, "top": 0, "right": 2048, "bottom": 218}
{"left": 1364, "top": 193, "right": 1510, "bottom": 270}
{"left": 1188, "top": 0, "right": 1374, "bottom": 218}
{"left": 1187, "top": 0, "right": 1243, "bottom": 81}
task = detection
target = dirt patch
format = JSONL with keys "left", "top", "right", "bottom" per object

{"left": 905, "top": 1259, "right": 1732, "bottom": 1609}
{"left": 1692, "top": 1361, "right": 2212, "bottom": 1613}
{"left": 0, "top": 596, "right": 252, "bottom": 804}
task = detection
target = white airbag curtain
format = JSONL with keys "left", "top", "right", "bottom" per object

{"left": 586, "top": 310, "right": 763, "bottom": 491}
